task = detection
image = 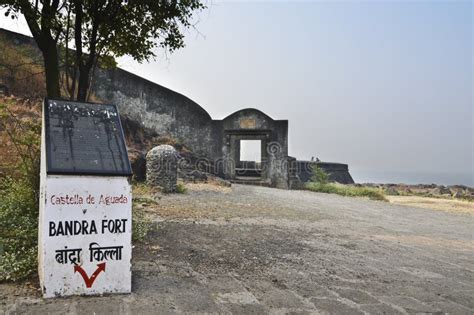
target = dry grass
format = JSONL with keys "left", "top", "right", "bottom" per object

{"left": 184, "top": 182, "right": 231, "bottom": 193}
{"left": 0, "top": 97, "right": 41, "bottom": 178}
{"left": 387, "top": 195, "right": 474, "bottom": 214}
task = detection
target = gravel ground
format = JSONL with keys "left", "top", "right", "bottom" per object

{"left": 1, "top": 183, "right": 473, "bottom": 314}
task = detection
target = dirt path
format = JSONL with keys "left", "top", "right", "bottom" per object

{"left": 1, "top": 184, "right": 473, "bottom": 314}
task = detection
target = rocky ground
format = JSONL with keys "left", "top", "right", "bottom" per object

{"left": 362, "top": 183, "right": 474, "bottom": 200}
{"left": 1, "top": 183, "right": 473, "bottom": 314}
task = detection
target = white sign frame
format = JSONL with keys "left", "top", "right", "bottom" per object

{"left": 39, "top": 101, "right": 132, "bottom": 298}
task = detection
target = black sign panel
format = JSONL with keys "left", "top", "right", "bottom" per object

{"left": 44, "top": 99, "right": 132, "bottom": 176}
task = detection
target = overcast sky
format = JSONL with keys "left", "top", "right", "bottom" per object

{"left": 1, "top": 1, "right": 472, "bottom": 185}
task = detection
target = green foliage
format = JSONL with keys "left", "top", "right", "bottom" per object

{"left": 307, "top": 165, "right": 386, "bottom": 201}
{"left": 311, "top": 165, "right": 329, "bottom": 184}
{"left": 176, "top": 182, "right": 187, "bottom": 194}
{"left": 2, "top": 0, "right": 207, "bottom": 100}
{"left": 94, "top": 0, "right": 207, "bottom": 62}
{"left": 0, "top": 98, "right": 41, "bottom": 281}
{"left": 305, "top": 182, "right": 387, "bottom": 201}
{"left": 132, "top": 196, "right": 158, "bottom": 205}
{"left": 0, "top": 177, "right": 39, "bottom": 281}
{"left": 131, "top": 183, "right": 154, "bottom": 242}
{"left": 131, "top": 204, "right": 152, "bottom": 242}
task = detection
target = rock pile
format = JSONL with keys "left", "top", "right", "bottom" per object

{"left": 361, "top": 183, "right": 473, "bottom": 200}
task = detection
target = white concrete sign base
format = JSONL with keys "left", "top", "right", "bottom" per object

{"left": 38, "top": 175, "right": 132, "bottom": 298}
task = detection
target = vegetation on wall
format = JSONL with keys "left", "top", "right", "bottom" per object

{"left": 0, "top": 33, "right": 46, "bottom": 98}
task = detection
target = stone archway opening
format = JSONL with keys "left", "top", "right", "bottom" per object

{"left": 237, "top": 139, "right": 262, "bottom": 179}
{"left": 219, "top": 109, "right": 289, "bottom": 188}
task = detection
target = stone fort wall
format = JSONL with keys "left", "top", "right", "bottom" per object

{"left": 92, "top": 68, "right": 218, "bottom": 160}
{"left": 0, "top": 28, "right": 355, "bottom": 187}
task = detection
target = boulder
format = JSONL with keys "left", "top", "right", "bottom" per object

{"left": 430, "top": 186, "right": 451, "bottom": 196}
{"left": 146, "top": 145, "right": 178, "bottom": 192}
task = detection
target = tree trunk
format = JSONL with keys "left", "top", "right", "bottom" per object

{"left": 76, "top": 65, "right": 90, "bottom": 102}
{"left": 42, "top": 38, "right": 61, "bottom": 99}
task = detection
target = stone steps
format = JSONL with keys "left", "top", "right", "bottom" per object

{"left": 231, "top": 177, "right": 271, "bottom": 187}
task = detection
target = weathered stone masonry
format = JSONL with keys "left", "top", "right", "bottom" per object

{"left": 91, "top": 68, "right": 294, "bottom": 188}
{"left": 91, "top": 67, "right": 353, "bottom": 188}
{"left": 0, "top": 28, "right": 354, "bottom": 188}
{"left": 146, "top": 145, "right": 178, "bottom": 192}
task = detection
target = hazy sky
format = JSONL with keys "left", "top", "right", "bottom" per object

{"left": 1, "top": 1, "right": 472, "bottom": 185}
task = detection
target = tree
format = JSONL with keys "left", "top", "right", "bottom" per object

{"left": 2, "top": 0, "right": 205, "bottom": 101}
{"left": 2, "top": 0, "right": 64, "bottom": 98}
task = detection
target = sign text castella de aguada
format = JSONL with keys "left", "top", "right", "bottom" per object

{"left": 38, "top": 99, "right": 133, "bottom": 298}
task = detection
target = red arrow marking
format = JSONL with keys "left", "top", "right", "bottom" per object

{"left": 74, "top": 263, "right": 106, "bottom": 288}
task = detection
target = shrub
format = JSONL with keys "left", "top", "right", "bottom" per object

{"left": 131, "top": 203, "right": 152, "bottom": 242}
{"left": 0, "top": 97, "right": 41, "bottom": 281}
{"left": 305, "top": 182, "right": 387, "bottom": 201}
{"left": 0, "top": 177, "right": 39, "bottom": 281}
{"left": 176, "top": 182, "right": 187, "bottom": 194}
{"left": 131, "top": 182, "right": 155, "bottom": 242}
{"left": 311, "top": 165, "right": 329, "bottom": 184}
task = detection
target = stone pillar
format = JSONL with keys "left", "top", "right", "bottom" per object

{"left": 146, "top": 145, "right": 178, "bottom": 192}
{"left": 266, "top": 141, "right": 289, "bottom": 189}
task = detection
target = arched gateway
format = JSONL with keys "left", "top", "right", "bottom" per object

{"left": 215, "top": 108, "right": 290, "bottom": 189}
